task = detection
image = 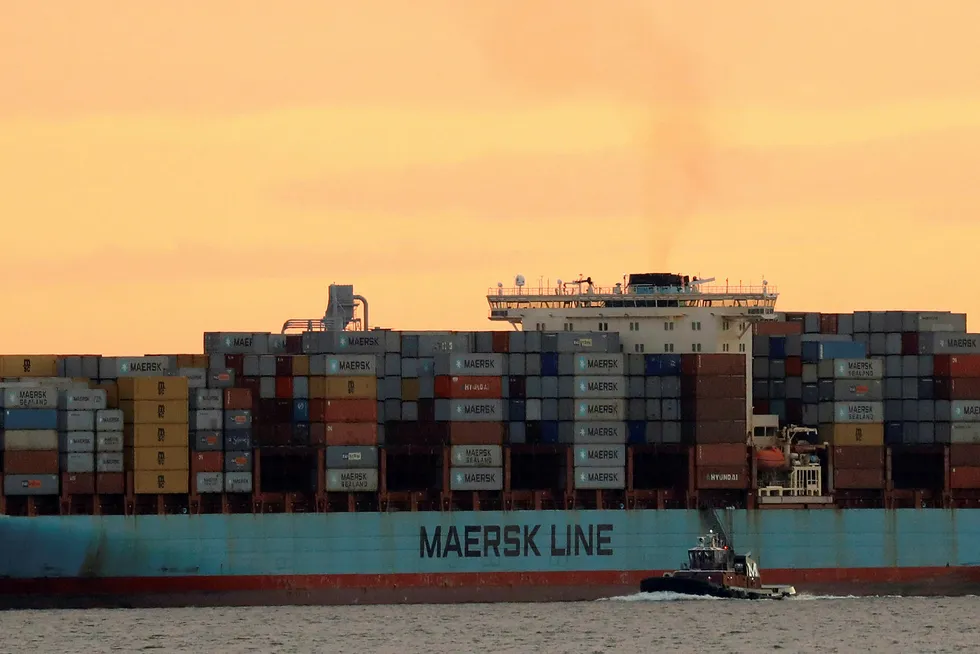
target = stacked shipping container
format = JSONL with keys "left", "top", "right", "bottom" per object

{"left": 323, "top": 354, "right": 379, "bottom": 493}
{"left": 2, "top": 381, "right": 60, "bottom": 496}
{"left": 120, "top": 377, "right": 190, "bottom": 494}
{"left": 58, "top": 388, "right": 107, "bottom": 494}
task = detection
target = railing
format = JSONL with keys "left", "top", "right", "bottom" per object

{"left": 487, "top": 284, "right": 777, "bottom": 298}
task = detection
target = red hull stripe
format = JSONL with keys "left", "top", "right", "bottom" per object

{"left": 2, "top": 566, "right": 980, "bottom": 596}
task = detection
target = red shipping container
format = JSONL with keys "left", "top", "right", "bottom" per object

{"left": 680, "top": 354, "right": 745, "bottom": 377}
{"left": 682, "top": 398, "right": 746, "bottom": 422}
{"left": 224, "top": 354, "right": 244, "bottom": 375}
{"left": 901, "top": 332, "right": 919, "bottom": 356}
{"left": 754, "top": 321, "right": 803, "bottom": 336}
{"left": 695, "top": 466, "right": 749, "bottom": 489}
{"left": 434, "top": 376, "right": 503, "bottom": 399}
{"left": 239, "top": 376, "right": 261, "bottom": 406}
{"left": 785, "top": 399, "right": 803, "bottom": 425}
{"left": 695, "top": 443, "right": 748, "bottom": 467}
{"left": 686, "top": 420, "right": 747, "bottom": 444}
{"left": 784, "top": 356, "right": 803, "bottom": 377}
{"left": 833, "top": 468, "right": 884, "bottom": 489}
{"left": 190, "top": 452, "right": 224, "bottom": 474}
{"left": 950, "top": 445, "right": 980, "bottom": 467}
{"left": 491, "top": 331, "right": 510, "bottom": 354}
{"left": 224, "top": 388, "right": 253, "bottom": 410}
{"left": 832, "top": 446, "right": 884, "bottom": 470}
{"left": 449, "top": 422, "right": 504, "bottom": 446}
{"left": 62, "top": 472, "right": 96, "bottom": 495}
{"left": 752, "top": 399, "right": 770, "bottom": 415}
{"left": 935, "top": 378, "right": 980, "bottom": 400}
{"left": 275, "top": 376, "right": 294, "bottom": 400}
{"left": 96, "top": 472, "right": 125, "bottom": 495}
{"left": 4, "top": 450, "right": 58, "bottom": 474}
{"left": 819, "top": 313, "right": 838, "bottom": 334}
{"left": 324, "top": 422, "right": 378, "bottom": 446}
{"left": 324, "top": 399, "right": 377, "bottom": 423}
{"left": 275, "top": 355, "right": 294, "bottom": 377}
{"left": 285, "top": 334, "right": 303, "bottom": 354}
{"left": 951, "top": 466, "right": 980, "bottom": 489}
{"left": 935, "top": 354, "right": 980, "bottom": 378}
{"left": 680, "top": 376, "right": 746, "bottom": 399}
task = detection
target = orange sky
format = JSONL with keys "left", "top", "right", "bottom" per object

{"left": 3, "top": 1, "right": 980, "bottom": 355}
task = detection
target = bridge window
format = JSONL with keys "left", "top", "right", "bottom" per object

{"left": 722, "top": 322, "right": 730, "bottom": 331}
{"left": 722, "top": 343, "right": 730, "bottom": 352}
{"left": 598, "top": 322, "right": 608, "bottom": 331}
{"left": 629, "top": 321, "right": 640, "bottom": 331}
{"left": 663, "top": 321, "right": 674, "bottom": 331}
{"left": 633, "top": 343, "right": 645, "bottom": 353}
{"left": 691, "top": 321, "right": 702, "bottom": 331}
{"left": 739, "top": 343, "right": 746, "bottom": 352}
{"left": 664, "top": 343, "right": 674, "bottom": 353}
{"left": 692, "top": 343, "right": 702, "bottom": 352}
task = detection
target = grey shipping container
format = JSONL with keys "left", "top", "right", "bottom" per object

{"left": 436, "top": 399, "right": 503, "bottom": 422}
{"left": 434, "top": 353, "right": 505, "bottom": 376}
{"left": 224, "top": 410, "right": 253, "bottom": 430}
{"left": 832, "top": 358, "right": 884, "bottom": 380}
{"left": 193, "top": 431, "right": 224, "bottom": 451}
{"left": 834, "top": 402, "right": 884, "bottom": 423}
{"left": 567, "top": 422, "right": 628, "bottom": 444}
{"left": 941, "top": 422, "right": 980, "bottom": 444}
{"left": 833, "top": 379, "right": 883, "bottom": 402}
{"left": 59, "top": 432, "right": 95, "bottom": 453}
{"left": 4, "top": 474, "right": 59, "bottom": 496}
{"left": 178, "top": 367, "right": 207, "bottom": 388}
{"left": 95, "top": 409, "right": 124, "bottom": 431}
{"left": 207, "top": 369, "right": 236, "bottom": 389}
{"left": 450, "top": 467, "right": 503, "bottom": 491}
{"left": 59, "top": 410, "right": 95, "bottom": 432}
{"left": 59, "top": 452, "right": 95, "bottom": 473}
{"left": 574, "top": 354, "right": 625, "bottom": 376}
{"left": 919, "top": 333, "right": 980, "bottom": 355}
{"left": 96, "top": 452, "right": 124, "bottom": 473}
{"left": 916, "top": 312, "right": 968, "bottom": 332}
{"left": 326, "top": 469, "right": 379, "bottom": 492}
{"left": 195, "top": 472, "right": 224, "bottom": 494}
{"left": 325, "top": 354, "right": 378, "bottom": 377}
{"left": 573, "top": 466, "right": 625, "bottom": 490}
{"left": 104, "top": 356, "right": 172, "bottom": 378}
{"left": 451, "top": 445, "right": 503, "bottom": 467}
{"left": 572, "top": 376, "right": 627, "bottom": 399}
{"left": 574, "top": 445, "right": 626, "bottom": 467}
{"left": 574, "top": 399, "right": 625, "bottom": 422}
{"left": 191, "top": 389, "right": 223, "bottom": 410}
{"left": 325, "top": 446, "right": 379, "bottom": 469}
{"left": 59, "top": 389, "right": 107, "bottom": 411}
{"left": 192, "top": 409, "right": 223, "bottom": 431}
{"left": 224, "top": 450, "right": 253, "bottom": 473}
{"left": 224, "top": 471, "right": 254, "bottom": 493}
{"left": 204, "top": 332, "right": 270, "bottom": 354}
{"left": 96, "top": 433, "right": 123, "bottom": 452}
{"left": 1, "top": 387, "right": 58, "bottom": 409}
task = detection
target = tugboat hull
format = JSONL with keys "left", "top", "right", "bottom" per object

{"left": 639, "top": 575, "right": 795, "bottom": 600}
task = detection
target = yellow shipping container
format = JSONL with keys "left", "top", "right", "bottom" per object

{"left": 124, "top": 424, "right": 190, "bottom": 448}
{"left": 133, "top": 470, "right": 189, "bottom": 495}
{"left": 326, "top": 376, "right": 377, "bottom": 399}
{"left": 819, "top": 423, "right": 884, "bottom": 447}
{"left": 309, "top": 377, "right": 328, "bottom": 399}
{"left": 127, "top": 446, "right": 190, "bottom": 471}
{"left": 0, "top": 355, "right": 58, "bottom": 378}
{"left": 292, "top": 355, "right": 310, "bottom": 376}
{"left": 401, "top": 379, "right": 421, "bottom": 402}
{"left": 176, "top": 354, "right": 208, "bottom": 368}
{"left": 93, "top": 382, "right": 119, "bottom": 408}
{"left": 119, "top": 400, "right": 189, "bottom": 424}
{"left": 117, "top": 376, "right": 189, "bottom": 401}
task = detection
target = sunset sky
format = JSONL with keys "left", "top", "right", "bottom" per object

{"left": 3, "top": 1, "right": 980, "bottom": 355}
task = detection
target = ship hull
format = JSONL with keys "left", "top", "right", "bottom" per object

{"left": 3, "top": 508, "right": 980, "bottom": 609}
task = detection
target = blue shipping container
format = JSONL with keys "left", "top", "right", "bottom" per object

{"left": 627, "top": 421, "right": 646, "bottom": 445}
{"left": 643, "top": 354, "right": 681, "bottom": 376}
{"left": 2, "top": 409, "right": 58, "bottom": 430}
{"left": 885, "top": 422, "right": 903, "bottom": 446}
{"left": 769, "top": 337, "right": 787, "bottom": 360}
{"left": 801, "top": 340, "right": 867, "bottom": 363}
{"left": 508, "top": 400, "right": 526, "bottom": 422}
{"left": 225, "top": 431, "right": 253, "bottom": 451}
{"left": 769, "top": 399, "right": 787, "bottom": 424}
{"left": 539, "top": 421, "right": 560, "bottom": 444}
{"left": 541, "top": 353, "right": 560, "bottom": 377}
{"left": 293, "top": 400, "right": 310, "bottom": 423}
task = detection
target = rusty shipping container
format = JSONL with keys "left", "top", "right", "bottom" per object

{"left": 680, "top": 376, "right": 747, "bottom": 399}
{"left": 684, "top": 421, "right": 747, "bottom": 444}
{"left": 832, "top": 446, "right": 884, "bottom": 470}
{"left": 695, "top": 466, "right": 749, "bottom": 490}
{"left": 934, "top": 378, "right": 980, "bottom": 401}
{"left": 190, "top": 452, "right": 224, "bottom": 474}
{"left": 934, "top": 354, "right": 980, "bottom": 378}
{"left": 834, "top": 468, "right": 885, "bottom": 489}
{"left": 433, "top": 376, "right": 503, "bottom": 399}
{"left": 681, "top": 398, "right": 746, "bottom": 422}
{"left": 323, "top": 423, "right": 379, "bottom": 446}
{"left": 309, "top": 399, "right": 378, "bottom": 423}
{"left": 950, "top": 445, "right": 980, "bottom": 467}
{"left": 3, "top": 450, "right": 59, "bottom": 475}
{"left": 680, "top": 354, "right": 746, "bottom": 377}
{"left": 448, "top": 422, "right": 505, "bottom": 446}
{"left": 950, "top": 467, "right": 980, "bottom": 489}
{"left": 695, "top": 443, "right": 748, "bottom": 467}
{"left": 61, "top": 472, "right": 96, "bottom": 495}
{"left": 223, "top": 388, "right": 253, "bottom": 410}
{"left": 754, "top": 321, "right": 803, "bottom": 336}
{"left": 819, "top": 424, "right": 885, "bottom": 447}
{"left": 96, "top": 472, "right": 125, "bottom": 494}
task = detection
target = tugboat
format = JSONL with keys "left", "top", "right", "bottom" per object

{"left": 639, "top": 530, "right": 796, "bottom": 600}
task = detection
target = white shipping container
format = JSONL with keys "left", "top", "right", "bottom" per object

{"left": 59, "top": 431, "right": 96, "bottom": 453}
{"left": 450, "top": 467, "right": 503, "bottom": 491}
{"left": 60, "top": 452, "right": 95, "bottom": 474}
{"left": 574, "top": 445, "right": 626, "bottom": 467}
{"left": 434, "top": 353, "right": 505, "bottom": 377}
{"left": 58, "top": 389, "right": 108, "bottom": 411}
{"left": 96, "top": 433, "right": 124, "bottom": 452}
{"left": 195, "top": 472, "right": 224, "bottom": 494}
{"left": 324, "top": 354, "right": 377, "bottom": 377}
{"left": 573, "top": 466, "right": 626, "bottom": 490}
{"left": 103, "top": 356, "right": 172, "bottom": 378}
{"left": 574, "top": 354, "right": 625, "bottom": 376}
{"left": 0, "top": 387, "right": 58, "bottom": 409}
{"left": 917, "top": 312, "right": 968, "bottom": 333}
{"left": 450, "top": 445, "right": 503, "bottom": 468}
{"left": 326, "top": 469, "right": 379, "bottom": 492}
{"left": 178, "top": 368, "right": 207, "bottom": 389}
{"left": 59, "top": 410, "right": 95, "bottom": 432}
{"left": 96, "top": 452, "right": 124, "bottom": 473}
{"left": 574, "top": 399, "right": 626, "bottom": 422}
{"left": 224, "top": 471, "right": 253, "bottom": 493}
{"left": 192, "top": 409, "right": 223, "bottom": 431}
{"left": 919, "top": 333, "right": 980, "bottom": 355}
{"left": 3, "top": 429, "right": 59, "bottom": 451}
{"left": 190, "top": 389, "right": 223, "bottom": 410}
{"left": 952, "top": 400, "right": 980, "bottom": 422}
{"left": 572, "top": 376, "right": 627, "bottom": 399}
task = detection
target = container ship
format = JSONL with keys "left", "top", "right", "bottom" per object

{"left": 2, "top": 273, "right": 980, "bottom": 609}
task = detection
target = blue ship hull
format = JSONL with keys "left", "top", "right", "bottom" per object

{"left": 1, "top": 509, "right": 979, "bottom": 607}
